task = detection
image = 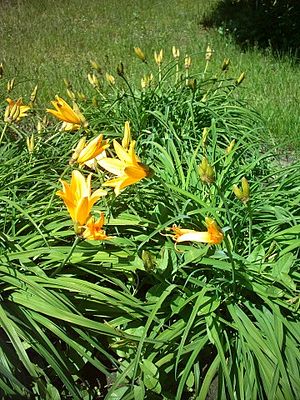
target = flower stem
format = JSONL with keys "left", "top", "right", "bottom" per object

{"left": 247, "top": 202, "right": 253, "bottom": 256}
{"left": 50, "top": 236, "right": 80, "bottom": 277}
{"left": 0, "top": 123, "right": 8, "bottom": 146}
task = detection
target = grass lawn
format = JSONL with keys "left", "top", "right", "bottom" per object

{"left": 0, "top": 0, "right": 299, "bottom": 151}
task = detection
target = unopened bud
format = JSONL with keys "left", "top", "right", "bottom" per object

{"left": 233, "top": 176, "right": 250, "bottom": 203}
{"left": 70, "top": 137, "right": 86, "bottom": 164}
{"left": 77, "top": 91, "right": 87, "bottom": 101}
{"left": 26, "top": 134, "right": 35, "bottom": 153}
{"left": 201, "top": 127, "right": 209, "bottom": 147}
{"left": 30, "top": 84, "right": 38, "bottom": 105}
{"left": 7, "top": 78, "right": 15, "bottom": 93}
{"left": 222, "top": 58, "right": 230, "bottom": 71}
{"left": 184, "top": 55, "right": 192, "bottom": 69}
{"left": 0, "top": 63, "right": 4, "bottom": 79}
{"left": 134, "top": 47, "right": 146, "bottom": 63}
{"left": 122, "top": 121, "right": 131, "bottom": 149}
{"left": 172, "top": 46, "right": 180, "bottom": 60}
{"left": 205, "top": 45, "right": 213, "bottom": 61}
{"left": 199, "top": 157, "right": 215, "bottom": 184}
{"left": 63, "top": 78, "right": 72, "bottom": 89}
{"left": 187, "top": 79, "right": 196, "bottom": 90}
{"left": 236, "top": 72, "right": 245, "bottom": 86}
{"left": 154, "top": 49, "right": 163, "bottom": 66}
{"left": 226, "top": 139, "right": 235, "bottom": 154}
{"left": 90, "top": 60, "right": 101, "bottom": 73}
{"left": 66, "top": 88, "right": 76, "bottom": 100}
{"left": 105, "top": 73, "right": 115, "bottom": 85}
{"left": 87, "top": 73, "right": 99, "bottom": 88}
{"left": 141, "top": 73, "right": 153, "bottom": 89}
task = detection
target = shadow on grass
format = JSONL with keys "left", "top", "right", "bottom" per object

{"left": 202, "top": 0, "right": 300, "bottom": 57}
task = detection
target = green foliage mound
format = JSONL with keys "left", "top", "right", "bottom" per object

{"left": 0, "top": 50, "right": 299, "bottom": 399}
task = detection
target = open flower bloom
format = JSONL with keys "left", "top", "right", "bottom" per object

{"left": 98, "top": 125, "right": 150, "bottom": 195}
{"left": 56, "top": 170, "right": 107, "bottom": 228}
{"left": 46, "top": 96, "right": 88, "bottom": 131}
{"left": 5, "top": 98, "right": 30, "bottom": 123}
{"left": 74, "top": 134, "right": 110, "bottom": 168}
{"left": 169, "top": 217, "right": 223, "bottom": 245}
{"left": 82, "top": 212, "right": 112, "bottom": 240}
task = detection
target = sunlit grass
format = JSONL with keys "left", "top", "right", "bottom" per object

{"left": 0, "top": 0, "right": 299, "bottom": 149}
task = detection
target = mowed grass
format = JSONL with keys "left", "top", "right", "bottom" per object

{"left": 0, "top": 0, "right": 299, "bottom": 150}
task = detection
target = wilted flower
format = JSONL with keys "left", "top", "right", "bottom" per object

{"left": 56, "top": 170, "right": 107, "bottom": 231}
{"left": 168, "top": 217, "right": 223, "bottom": 246}
{"left": 4, "top": 98, "right": 30, "bottom": 123}
{"left": 82, "top": 213, "right": 112, "bottom": 240}
{"left": 46, "top": 96, "right": 88, "bottom": 131}
{"left": 0, "top": 63, "right": 4, "bottom": 79}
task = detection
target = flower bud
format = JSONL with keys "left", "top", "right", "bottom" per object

{"left": 0, "top": 63, "right": 4, "bottom": 79}
{"left": 90, "top": 60, "right": 101, "bottom": 73}
{"left": 26, "top": 134, "right": 35, "bottom": 153}
{"left": 226, "top": 139, "right": 235, "bottom": 154}
{"left": 221, "top": 58, "right": 230, "bottom": 71}
{"left": 199, "top": 157, "right": 215, "bottom": 184}
{"left": 233, "top": 177, "right": 250, "bottom": 204}
{"left": 134, "top": 47, "right": 146, "bottom": 63}
{"left": 184, "top": 55, "right": 192, "bottom": 69}
{"left": 154, "top": 49, "right": 163, "bottom": 66}
{"left": 236, "top": 72, "right": 245, "bottom": 86}
{"left": 205, "top": 45, "right": 213, "bottom": 61}
{"left": 172, "top": 46, "right": 180, "bottom": 60}
{"left": 87, "top": 73, "right": 99, "bottom": 88}
{"left": 30, "top": 84, "right": 38, "bottom": 105}
{"left": 105, "top": 73, "right": 115, "bottom": 85}
{"left": 7, "top": 78, "right": 15, "bottom": 93}
{"left": 116, "top": 62, "right": 124, "bottom": 77}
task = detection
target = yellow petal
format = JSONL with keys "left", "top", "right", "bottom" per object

{"left": 113, "top": 140, "right": 133, "bottom": 164}
{"left": 98, "top": 157, "right": 125, "bottom": 175}
{"left": 75, "top": 197, "right": 90, "bottom": 226}
{"left": 176, "top": 231, "right": 211, "bottom": 243}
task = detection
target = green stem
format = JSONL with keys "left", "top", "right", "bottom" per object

{"left": 247, "top": 201, "right": 253, "bottom": 256}
{"left": 50, "top": 236, "right": 80, "bottom": 277}
{"left": 224, "top": 235, "right": 236, "bottom": 295}
{"left": 0, "top": 123, "right": 8, "bottom": 146}
{"left": 215, "top": 183, "right": 234, "bottom": 236}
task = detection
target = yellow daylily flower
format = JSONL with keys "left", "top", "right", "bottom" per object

{"left": 82, "top": 212, "right": 113, "bottom": 241}
{"left": 134, "top": 47, "right": 146, "bottom": 63}
{"left": 154, "top": 49, "right": 163, "bottom": 66}
{"left": 4, "top": 98, "right": 30, "bottom": 123}
{"left": 74, "top": 134, "right": 110, "bottom": 168}
{"left": 99, "top": 131, "right": 150, "bottom": 196}
{"left": 56, "top": 170, "right": 107, "bottom": 229}
{"left": 46, "top": 95, "right": 88, "bottom": 131}
{"left": 169, "top": 217, "right": 223, "bottom": 245}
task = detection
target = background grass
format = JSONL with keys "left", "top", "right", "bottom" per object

{"left": 0, "top": 0, "right": 299, "bottom": 149}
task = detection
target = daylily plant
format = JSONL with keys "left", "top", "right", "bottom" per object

{"left": 169, "top": 217, "right": 223, "bottom": 246}
{"left": 99, "top": 122, "right": 150, "bottom": 195}
{"left": 56, "top": 170, "right": 106, "bottom": 232}
{"left": 47, "top": 95, "right": 88, "bottom": 131}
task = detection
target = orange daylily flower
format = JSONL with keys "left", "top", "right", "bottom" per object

{"left": 47, "top": 95, "right": 88, "bottom": 131}
{"left": 4, "top": 98, "right": 30, "bottom": 123}
{"left": 56, "top": 170, "right": 107, "bottom": 228}
{"left": 169, "top": 217, "right": 223, "bottom": 245}
{"left": 82, "top": 212, "right": 113, "bottom": 240}
{"left": 74, "top": 134, "right": 110, "bottom": 168}
{"left": 98, "top": 122, "right": 150, "bottom": 196}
